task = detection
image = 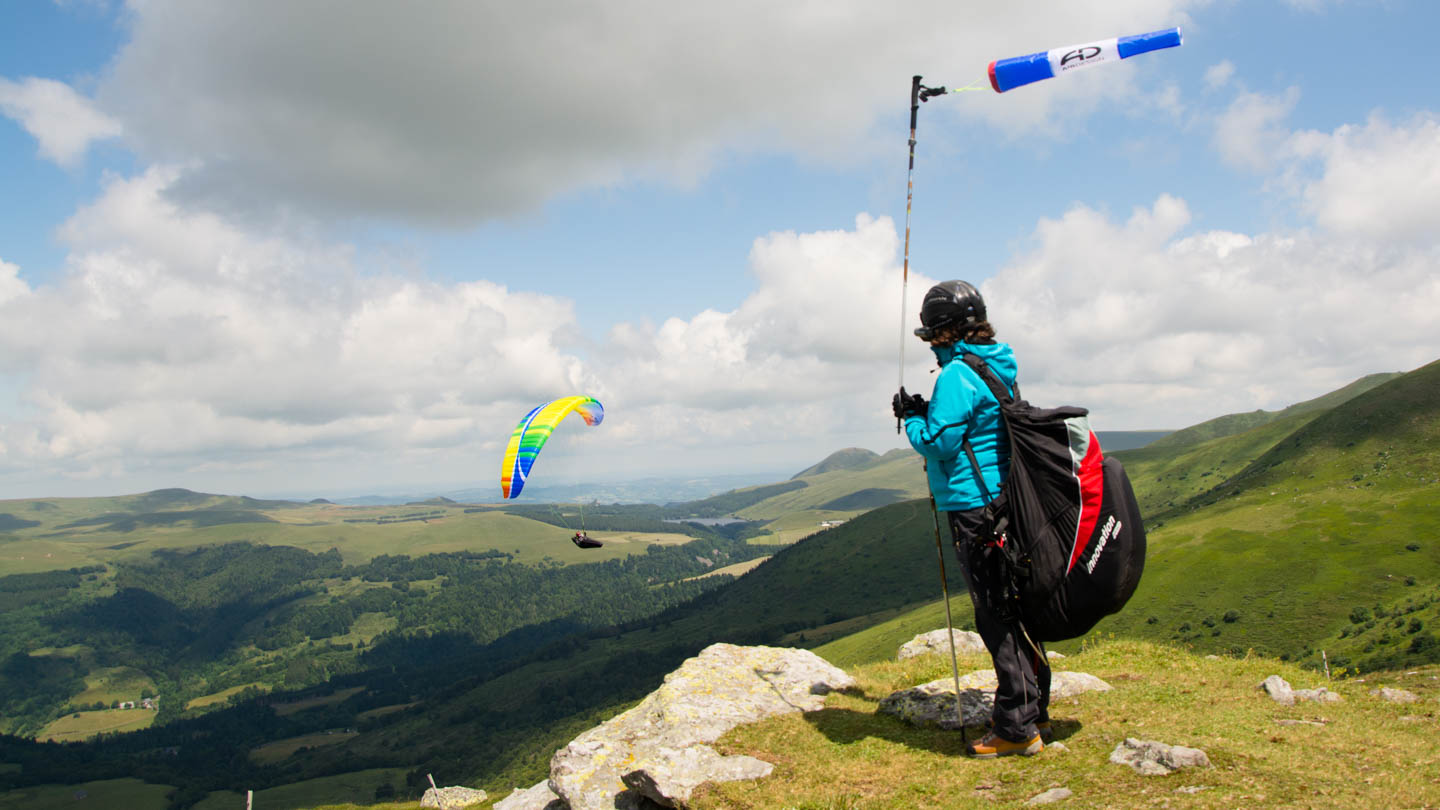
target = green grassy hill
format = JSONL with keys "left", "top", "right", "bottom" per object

{"left": 1112, "top": 411, "right": 1316, "bottom": 516}
{"left": 1112, "top": 371, "right": 1408, "bottom": 517}
{"left": 272, "top": 497, "right": 955, "bottom": 794}
{"left": 1093, "top": 358, "right": 1440, "bottom": 660}
{"left": 1145, "top": 371, "right": 1401, "bottom": 450}
{"left": 737, "top": 450, "right": 927, "bottom": 522}
{"left": 1302, "top": 583, "right": 1440, "bottom": 674}
{"left": 819, "top": 358, "right": 1440, "bottom": 670}
{"left": 790, "top": 447, "right": 882, "bottom": 479}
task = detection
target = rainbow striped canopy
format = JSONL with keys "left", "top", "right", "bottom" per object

{"left": 500, "top": 395, "right": 604, "bottom": 499}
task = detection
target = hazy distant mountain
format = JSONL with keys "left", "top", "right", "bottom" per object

{"left": 327, "top": 472, "right": 789, "bottom": 507}
{"left": 1094, "top": 430, "right": 1173, "bottom": 451}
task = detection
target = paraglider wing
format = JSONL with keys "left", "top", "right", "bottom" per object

{"left": 500, "top": 395, "right": 605, "bottom": 499}
{"left": 988, "top": 27, "right": 1182, "bottom": 93}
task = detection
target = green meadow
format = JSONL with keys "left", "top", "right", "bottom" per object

{"left": 37, "top": 708, "right": 155, "bottom": 742}
{"left": 250, "top": 730, "right": 359, "bottom": 765}
{"left": 190, "top": 769, "right": 412, "bottom": 810}
{"left": 0, "top": 778, "right": 174, "bottom": 810}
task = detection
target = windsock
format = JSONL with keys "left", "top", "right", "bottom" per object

{"left": 988, "top": 27, "right": 1182, "bottom": 93}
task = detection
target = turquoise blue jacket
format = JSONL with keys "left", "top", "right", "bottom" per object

{"left": 904, "top": 341, "right": 1017, "bottom": 511}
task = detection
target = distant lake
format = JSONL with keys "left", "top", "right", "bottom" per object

{"left": 1095, "top": 430, "right": 1173, "bottom": 451}
{"left": 664, "top": 517, "right": 748, "bottom": 526}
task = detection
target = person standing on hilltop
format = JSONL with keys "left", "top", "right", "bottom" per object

{"left": 892, "top": 280, "right": 1050, "bottom": 758}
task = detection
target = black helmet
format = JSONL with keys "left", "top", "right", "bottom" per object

{"left": 914, "top": 280, "right": 985, "bottom": 340}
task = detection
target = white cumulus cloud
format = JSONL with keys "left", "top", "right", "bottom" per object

{"left": 1212, "top": 86, "right": 1300, "bottom": 171}
{"left": 1202, "top": 60, "right": 1234, "bottom": 91}
{"left": 0, "top": 168, "right": 594, "bottom": 491}
{"left": 0, "top": 77, "right": 122, "bottom": 167}
{"left": 985, "top": 195, "right": 1440, "bottom": 429}
{"left": 95, "top": 0, "right": 1200, "bottom": 223}
{"left": 4, "top": 180, "right": 1437, "bottom": 494}
{"left": 1289, "top": 114, "right": 1440, "bottom": 244}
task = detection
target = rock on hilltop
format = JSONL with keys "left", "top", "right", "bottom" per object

{"left": 499, "top": 643, "right": 854, "bottom": 810}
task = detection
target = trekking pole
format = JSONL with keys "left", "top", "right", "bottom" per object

{"left": 897, "top": 77, "right": 949, "bottom": 434}
{"left": 923, "top": 461, "right": 968, "bottom": 745}
{"left": 897, "top": 75, "right": 921, "bottom": 434}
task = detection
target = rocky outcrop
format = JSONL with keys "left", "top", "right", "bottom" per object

{"left": 1259, "top": 674, "right": 1342, "bottom": 705}
{"left": 1370, "top": 687, "right": 1418, "bottom": 703}
{"left": 1026, "top": 787, "right": 1073, "bottom": 804}
{"left": 493, "top": 782, "right": 565, "bottom": 810}
{"left": 621, "top": 746, "right": 773, "bottom": 807}
{"left": 896, "top": 628, "right": 986, "bottom": 660}
{"left": 876, "top": 669, "right": 1112, "bottom": 729}
{"left": 547, "top": 643, "right": 855, "bottom": 810}
{"left": 420, "top": 785, "right": 488, "bottom": 809}
{"left": 1109, "top": 738, "right": 1211, "bottom": 775}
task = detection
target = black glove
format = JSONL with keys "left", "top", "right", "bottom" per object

{"left": 892, "top": 386, "right": 928, "bottom": 419}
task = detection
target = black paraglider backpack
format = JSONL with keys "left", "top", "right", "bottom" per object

{"left": 958, "top": 353, "right": 1146, "bottom": 643}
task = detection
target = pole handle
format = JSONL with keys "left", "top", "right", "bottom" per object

{"left": 909, "top": 75, "right": 921, "bottom": 132}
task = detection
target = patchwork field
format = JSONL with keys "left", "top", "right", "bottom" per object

{"left": 0, "top": 496, "right": 699, "bottom": 577}
{"left": 69, "top": 666, "right": 157, "bottom": 708}
{"left": 682, "top": 556, "right": 770, "bottom": 582}
{"left": 250, "top": 730, "right": 359, "bottom": 765}
{"left": 190, "top": 768, "right": 412, "bottom": 810}
{"left": 745, "top": 509, "right": 865, "bottom": 545}
{"left": 38, "top": 708, "right": 155, "bottom": 742}
{"left": 273, "top": 686, "right": 366, "bottom": 717}
{"left": 185, "top": 682, "right": 270, "bottom": 711}
{"left": 0, "top": 778, "right": 174, "bottom": 810}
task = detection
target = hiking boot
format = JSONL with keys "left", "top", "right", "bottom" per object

{"left": 983, "top": 718, "right": 1055, "bottom": 744}
{"left": 1036, "top": 721, "right": 1054, "bottom": 743}
{"left": 967, "top": 731, "right": 1043, "bottom": 758}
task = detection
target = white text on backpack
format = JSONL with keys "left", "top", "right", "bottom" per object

{"left": 1086, "top": 515, "right": 1121, "bottom": 574}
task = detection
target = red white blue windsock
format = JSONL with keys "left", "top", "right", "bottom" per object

{"left": 988, "top": 27, "right": 1182, "bottom": 93}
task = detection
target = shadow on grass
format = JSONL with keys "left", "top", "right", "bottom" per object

{"left": 804, "top": 708, "right": 1083, "bottom": 757}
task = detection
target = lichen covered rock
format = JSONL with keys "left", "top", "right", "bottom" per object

{"left": 897, "top": 628, "right": 986, "bottom": 660}
{"left": 420, "top": 785, "right": 488, "bottom": 809}
{"left": 549, "top": 643, "right": 855, "bottom": 810}
{"left": 1260, "top": 674, "right": 1342, "bottom": 705}
{"left": 877, "top": 669, "right": 1111, "bottom": 729}
{"left": 1109, "top": 738, "right": 1211, "bottom": 775}
{"left": 493, "top": 781, "right": 564, "bottom": 810}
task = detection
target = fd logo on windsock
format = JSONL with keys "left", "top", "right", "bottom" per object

{"left": 989, "top": 27, "right": 1183, "bottom": 93}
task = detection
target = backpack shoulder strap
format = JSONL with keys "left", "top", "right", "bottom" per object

{"left": 961, "top": 438, "right": 995, "bottom": 502}
{"left": 960, "top": 352, "right": 1018, "bottom": 404}
{"left": 958, "top": 352, "right": 1013, "bottom": 506}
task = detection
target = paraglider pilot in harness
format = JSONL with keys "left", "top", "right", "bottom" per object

{"left": 893, "top": 280, "right": 1051, "bottom": 758}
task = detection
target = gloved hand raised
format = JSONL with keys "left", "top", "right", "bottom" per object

{"left": 892, "top": 387, "right": 928, "bottom": 419}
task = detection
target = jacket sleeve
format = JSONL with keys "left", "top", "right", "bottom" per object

{"left": 903, "top": 364, "right": 980, "bottom": 462}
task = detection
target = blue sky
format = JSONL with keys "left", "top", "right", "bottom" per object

{"left": 2, "top": 0, "right": 1439, "bottom": 499}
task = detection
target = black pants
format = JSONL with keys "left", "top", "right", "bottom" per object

{"left": 948, "top": 507, "right": 1050, "bottom": 742}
